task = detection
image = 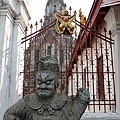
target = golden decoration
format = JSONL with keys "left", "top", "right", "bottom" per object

{"left": 55, "top": 9, "right": 76, "bottom": 34}
{"left": 79, "top": 8, "right": 86, "bottom": 25}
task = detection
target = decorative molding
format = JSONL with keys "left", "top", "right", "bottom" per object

{"left": 14, "top": 13, "right": 28, "bottom": 33}
{"left": 0, "top": 4, "right": 15, "bottom": 22}
{"left": 104, "top": 7, "right": 116, "bottom": 30}
{"left": 104, "top": 5, "right": 120, "bottom": 35}
{"left": 20, "top": 1, "right": 31, "bottom": 22}
{"left": 113, "top": 5, "right": 120, "bottom": 23}
{"left": 0, "top": 1, "right": 30, "bottom": 32}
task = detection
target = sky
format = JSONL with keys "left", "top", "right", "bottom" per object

{"left": 29, "top": 0, "right": 94, "bottom": 25}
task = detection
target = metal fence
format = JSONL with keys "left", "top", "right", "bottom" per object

{"left": 21, "top": 18, "right": 115, "bottom": 113}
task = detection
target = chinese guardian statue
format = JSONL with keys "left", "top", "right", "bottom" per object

{"left": 3, "top": 55, "right": 90, "bottom": 120}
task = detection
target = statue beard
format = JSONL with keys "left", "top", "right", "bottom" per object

{"left": 36, "top": 88, "right": 55, "bottom": 99}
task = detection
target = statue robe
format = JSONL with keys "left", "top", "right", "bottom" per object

{"left": 3, "top": 92, "right": 88, "bottom": 120}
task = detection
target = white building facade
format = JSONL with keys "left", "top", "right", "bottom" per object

{"left": 0, "top": 0, "right": 30, "bottom": 119}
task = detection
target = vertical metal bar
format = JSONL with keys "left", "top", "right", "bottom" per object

{"left": 95, "top": 28, "right": 100, "bottom": 113}
{"left": 69, "top": 6, "right": 72, "bottom": 16}
{"left": 44, "top": 20, "right": 47, "bottom": 56}
{"left": 54, "top": 38, "right": 58, "bottom": 56}
{"left": 76, "top": 55, "right": 79, "bottom": 94}
{"left": 39, "top": 34, "right": 42, "bottom": 59}
{"left": 59, "top": 6, "right": 63, "bottom": 14}
{"left": 28, "top": 43, "right": 31, "bottom": 94}
{"left": 50, "top": 43, "right": 52, "bottom": 55}
{"left": 28, "top": 25, "right": 33, "bottom": 94}
{"left": 81, "top": 31, "right": 90, "bottom": 110}
{"left": 35, "top": 21, "right": 38, "bottom": 31}
{"left": 71, "top": 74, "right": 74, "bottom": 99}
{"left": 65, "top": 35, "right": 68, "bottom": 94}
{"left": 34, "top": 35, "right": 37, "bottom": 92}
{"left": 85, "top": 39, "right": 91, "bottom": 111}
{"left": 109, "top": 30, "right": 116, "bottom": 111}
{"left": 70, "top": 36, "right": 74, "bottom": 97}
{"left": 40, "top": 19, "right": 43, "bottom": 59}
{"left": 32, "top": 22, "right": 37, "bottom": 93}
{"left": 70, "top": 37, "right": 73, "bottom": 60}
{"left": 104, "top": 28, "right": 111, "bottom": 111}
{"left": 80, "top": 44, "right": 84, "bottom": 88}
{"left": 23, "top": 38, "right": 26, "bottom": 97}
{"left": 99, "top": 27, "right": 106, "bottom": 113}
{"left": 85, "top": 39, "right": 89, "bottom": 88}
{"left": 83, "top": 27, "right": 91, "bottom": 111}
{"left": 90, "top": 25, "right": 95, "bottom": 112}
{"left": 60, "top": 36, "right": 63, "bottom": 94}
{"left": 23, "top": 27, "right": 27, "bottom": 97}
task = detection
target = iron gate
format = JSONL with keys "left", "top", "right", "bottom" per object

{"left": 21, "top": 16, "right": 115, "bottom": 113}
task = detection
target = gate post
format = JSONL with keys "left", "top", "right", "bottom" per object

{"left": 104, "top": 5, "right": 120, "bottom": 114}
{"left": 113, "top": 29, "right": 120, "bottom": 114}
{"left": 112, "top": 6, "right": 120, "bottom": 114}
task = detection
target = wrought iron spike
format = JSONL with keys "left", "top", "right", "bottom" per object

{"left": 35, "top": 21, "right": 38, "bottom": 26}
{"left": 69, "top": 6, "right": 72, "bottom": 10}
{"left": 40, "top": 19, "right": 42, "bottom": 23}
{"left": 25, "top": 27, "right": 28, "bottom": 32}
{"left": 30, "top": 24, "right": 33, "bottom": 28}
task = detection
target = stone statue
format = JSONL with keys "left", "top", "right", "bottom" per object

{"left": 3, "top": 55, "right": 90, "bottom": 120}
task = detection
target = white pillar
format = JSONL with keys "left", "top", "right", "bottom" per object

{"left": 0, "top": 1, "right": 30, "bottom": 119}
{"left": 0, "top": 15, "right": 7, "bottom": 80}
{"left": 0, "top": 8, "right": 14, "bottom": 119}
{"left": 113, "top": 29, "right": 120, "bottom": 114}
{"left": 104, "top": 5, "right": 120, "bottom": 114}
{"left": 112, "top": 6, "right": 120, "bottom": 114}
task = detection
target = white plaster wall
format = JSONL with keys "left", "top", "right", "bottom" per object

{"left": 104, "top": 5, "right": 120, "bottom": 114}
{"left": 3, "top": 0, "right": 30, "bottom": 15}
{"left": 112, "top": 32, "right": 120, "bottom": 114}
{"left": 0, "top": 13, "right": 14, "bottom": 117}
{"left": 0, "top": 15, "right": 6, "bottom": 83}
{"left": 0, "top": 0, "right": 30, "bottom": 119}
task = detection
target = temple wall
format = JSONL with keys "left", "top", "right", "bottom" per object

{"left": 0, "top": 0, "right": 30, "bottom": 119}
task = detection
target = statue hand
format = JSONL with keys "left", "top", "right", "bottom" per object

{"left": 77, "top": 88, "right": 90, "bottom": 104}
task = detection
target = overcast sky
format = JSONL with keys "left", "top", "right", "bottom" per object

{"left": 29, "top": 0, "right": 94, "bottom": 24}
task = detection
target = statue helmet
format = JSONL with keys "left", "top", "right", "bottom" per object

{"left": 62, "top": 9, "right": 69, "bottom": 15}
{"left": 36, "top": 55, "right": 59, "bottom": 87}
{"left": 36, "top": 55, "right": 59, "bottom": 74}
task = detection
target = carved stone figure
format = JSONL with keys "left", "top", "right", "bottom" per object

{"left": 55, "top": 9, "right": 76, "bottom": 34}
{"left": 3, "top": 55, "right": 90, "bottom": 120}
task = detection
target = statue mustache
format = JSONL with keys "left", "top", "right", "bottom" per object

{"left": 36, "top": 85, "right": 53, "bottom": 90}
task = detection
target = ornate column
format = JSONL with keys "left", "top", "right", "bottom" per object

{"left": 104, "top": 5, "right": 120, "bottom": 114}
{"left": 0, "top": 1, "right": 30, "bottom": 119}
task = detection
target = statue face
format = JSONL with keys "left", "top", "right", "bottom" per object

{"left": 64, "top": 11, "right": 68, "bottom": 16}
{"left": 35, "top": 71, "right": 57, "bottom": 98}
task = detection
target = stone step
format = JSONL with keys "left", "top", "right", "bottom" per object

{"left": 81, "top": 113, "right": 120, "bottom": 120}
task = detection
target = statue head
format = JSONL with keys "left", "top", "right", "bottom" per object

{"left": 35, "top": 55, "right": 59, "bottom": 98}
{"left": 62, "top": 9, "right": 69, "bottom": 16}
